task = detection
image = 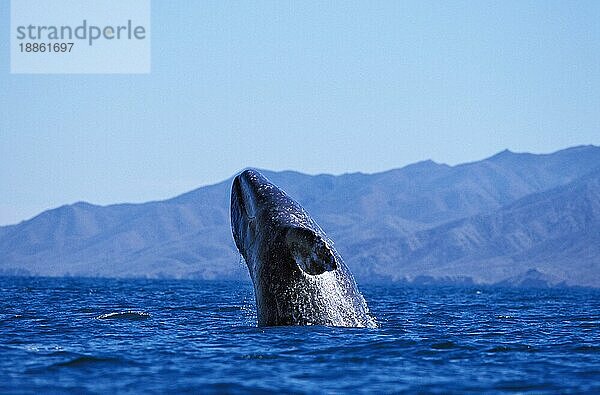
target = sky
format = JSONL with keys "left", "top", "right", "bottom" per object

{"left": 1, "top": 1, "right": 599, "bottom": 225}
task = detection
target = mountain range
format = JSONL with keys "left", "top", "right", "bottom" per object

{"left": 1, "top": 145, "right": 599, "bottom": 287}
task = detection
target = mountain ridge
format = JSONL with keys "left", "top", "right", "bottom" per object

{"left": 6, "top": 144, "right": 596, "bottom": 226}
{"left": 346, "top": 168, "right": 600, "bottom": 286}
{"left": 1, "top": 145, "right": 599, "bottom": 286}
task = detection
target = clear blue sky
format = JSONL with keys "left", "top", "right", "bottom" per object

{"left": 1, "top": 1, "right": 599, "bottom": 225}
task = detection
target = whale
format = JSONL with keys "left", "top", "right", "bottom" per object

{"left": 230, "top": 169, "right": 376, "bottom": 328}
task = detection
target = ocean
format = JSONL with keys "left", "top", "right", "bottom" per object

{"left": 1, "top": 277, "right": 599, "bottom": 394}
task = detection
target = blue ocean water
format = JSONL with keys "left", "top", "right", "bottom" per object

{"left": 1, "top": 277, "right": 599, "bottom": 394}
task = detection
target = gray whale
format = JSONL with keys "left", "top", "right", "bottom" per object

{"left": 230, "top": 169, "right": 376, "bottom": 327}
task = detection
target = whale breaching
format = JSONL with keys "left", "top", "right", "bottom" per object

{"left": 230, "top": 169, "right": 376, "bottom": 328}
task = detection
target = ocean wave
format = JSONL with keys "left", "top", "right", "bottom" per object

{"left": 53, "top": 355, "right": 123, "bottom": 368}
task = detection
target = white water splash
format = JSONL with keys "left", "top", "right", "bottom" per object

{"left": 297, "top": 270, "right": 377, "bottom": 328}
{"left": 95, "top": 311, "right": 150, "bottom": 320}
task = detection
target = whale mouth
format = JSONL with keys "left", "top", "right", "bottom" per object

{"left": 232, "top": 171, "right": 258, "bottom": 221}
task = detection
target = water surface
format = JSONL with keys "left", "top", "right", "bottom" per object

{"left": 1, "top": 277, "right": 599, "bottom": 393}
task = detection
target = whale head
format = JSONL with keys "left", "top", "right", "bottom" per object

{"left": 231, "top": 169, "right": 337, "bottom": 278}
{"left": 231, "top": 169, "right": 376, "bottom": 327}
